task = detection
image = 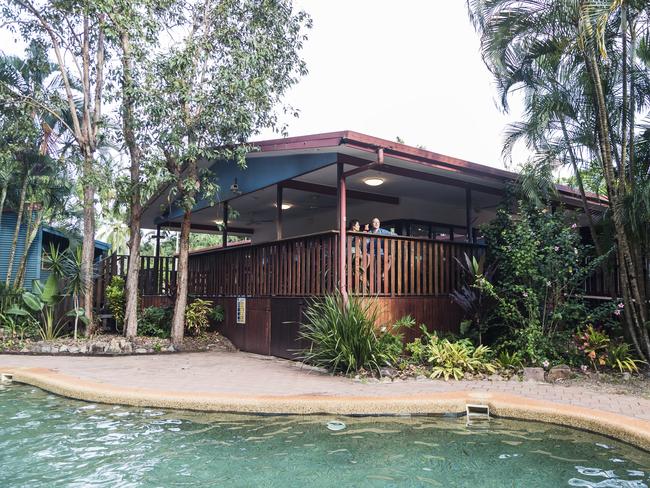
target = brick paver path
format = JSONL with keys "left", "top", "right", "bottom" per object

{"left": 1, "top": 351, "right": 649, "bottom": 421}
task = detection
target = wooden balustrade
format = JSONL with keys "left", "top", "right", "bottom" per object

{"left": 187, "top": 231, "right": 339, "bottom": 297}
{"left": 95, "top": 231, "right": 619, "bottom": 306}
{"left": 346, "top": 233, "right": 485, "bottom": 296}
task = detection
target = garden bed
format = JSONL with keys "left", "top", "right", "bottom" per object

{"left": 0, "top": 332, "right": 236, "bottom": 356}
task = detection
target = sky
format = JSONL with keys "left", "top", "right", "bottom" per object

{"left": 0, "top": 1, "right": 525, "bottom": 170}
{"left": 258, "top": 0, "right": 525, "bottom": 170}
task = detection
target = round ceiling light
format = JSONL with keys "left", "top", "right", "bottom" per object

{"left": 363, "top": 177, "right": 384, "bottom": 187}
{"left": 274, "top": 203, "right": 293, "bottom": 210}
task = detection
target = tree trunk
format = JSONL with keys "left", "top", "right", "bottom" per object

{"left": 170, "top": 210, "right": 191, "bottom": 346}
{"left": 586, "top": 51, "right": 650, "bottom": 361}
{"left": 559, "top": 117, "right": 603, "bottom": 255}
{"left": 81, "top": 151, "right": 96, "bottom": 327}
{"left": 121, "top": 30, "right": 143, "bottom": 339}
{"left": 5, "top": 169, "right": 29, "bottom": 287}
{"left": 15, "top": 209, "right": 43, "bottom": 288}
{"left": 0, "top": 183, "right": 7, "bottom": 231}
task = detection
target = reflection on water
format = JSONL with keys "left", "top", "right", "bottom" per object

{"left": 0, "top": 384, "right": 649, "bottom": 487}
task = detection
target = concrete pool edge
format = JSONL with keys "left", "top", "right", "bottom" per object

{"left": 4, "top": 366, "right": 650, "bottom": 451}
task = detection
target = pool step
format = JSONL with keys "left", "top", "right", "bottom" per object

{"left": 1, "top": 373, "right": 13, "bottom": 384}
{"left": 466, "top": 404, "right": 490, "bottom": 425}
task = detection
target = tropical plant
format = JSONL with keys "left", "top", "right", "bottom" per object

{"left": 405, "top": 324, "right": 439, "bottom": 364}
{"left": 496, "top": 349, "right": 524, "bottom": 371}
{"left": 139, "top": 306, "right": 172, "bottom": 338}
{"left": 575, "top": 325, "right": 611, "bottom": 371}
{"left": 185, "top": 299, "right": 212, "bottom": 336}
{"left": 426, "top": 338, "right": 497, "bottom": 381}
{"left": 20, "top": 275, "right": 79, "bottom": 340}
{"left": 106, "top": 276, "right": 127, "bottom": 332}
{"left": 607, "top": 342, "right": 645, "bottom": 373}
{"left": 209, "top": 304, "right": 225, "bottom": 323}
{"left": 467, "top": 0, "right": 650, "bottom": 362}
{"left": 450, "top": 253, "right": 496, "bottom": 344}
{"left": 299, "top": 294, "right": 401, "bottom": 375}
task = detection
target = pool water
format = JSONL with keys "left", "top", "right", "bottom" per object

{"left": 1, "top": 384, "right": 648, "bottom": 487}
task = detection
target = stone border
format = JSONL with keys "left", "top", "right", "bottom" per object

{"left": 3, "top": 366, "right": 650, "bottom": 451}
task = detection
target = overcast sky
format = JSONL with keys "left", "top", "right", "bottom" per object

{"left": 1, "top": 1, "right": 525, "bottom": 170}
{"left": 258, "top": 0, "right": 525, "bottom": 169}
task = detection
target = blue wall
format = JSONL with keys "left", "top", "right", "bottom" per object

{"left": 0, "top": 211, "right": 42, "bottom": 290}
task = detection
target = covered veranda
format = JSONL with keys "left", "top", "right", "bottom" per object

{"left": 133, "top": 131, "right": 608, "bottom": 356}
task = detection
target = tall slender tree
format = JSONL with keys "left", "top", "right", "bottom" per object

{"left": 145, "top": 0, "right": 310, "bottom": 345}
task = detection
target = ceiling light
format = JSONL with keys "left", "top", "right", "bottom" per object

{"left": 214, "top": 219, "right": 223, "bottom": 225}
{"left": 274, "top": 203, "right": 293, "bottom": 210}
{"left": 363, "top": 177, "right": 384, "bottom": 187}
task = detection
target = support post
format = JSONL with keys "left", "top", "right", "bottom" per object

{"left": 465, "top": 187, "right": 473, "bottom": 243}
{"left": 155, "top": 225, "right": 161, "bottom": 258}
{"left": 337, "top": 162, "right": 348, "bottom": 301}
{"left": 276, "top": 184, "right": 283, "bottom": 240}
{"left": 222, "top": 201, "right": 229, "bottom": 248}
{"left": 154, "top": 225, "right": 161, "bottom": 294}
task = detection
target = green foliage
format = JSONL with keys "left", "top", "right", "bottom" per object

{"left": 607, "top": 343, "right": 645, "bottom": 374}
{"left": 106, "top": 276, "right": 126, "bottom": 331}
{"left": 21, "top": 275, "right": 75, "bottom": 340}
{"left": 139, "top": 306, "right": 172, "bottom": 338}
{"left": 405, "top": 324, "right": 438, "bottom": 364}
{"left": 299, "top": 295, "right": 404, "bottom": 375}
{"left": 209, "top": 304, "right": 225, "bottom": 323}
{"left": 426, "top": 339, "right": 497, "bottom": 381}
{"left": 496, "top": 349, "right": 524, "bottom": 370}
{"left": 185, "top": 299, "right": 212, "bottom": 336}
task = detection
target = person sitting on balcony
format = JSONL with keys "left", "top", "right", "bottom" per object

{"left": 348, "top": 219, "right": 361, "bottom": 232}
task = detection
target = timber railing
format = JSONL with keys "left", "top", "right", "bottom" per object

{"left": 345, "top": 232, "right": 485, "bottom": 296}
{"left": 187, "top": 231, "right": 339, "bottom": 297}
{"left": 186, "top": 231, "right": 486, "bottom": 298}
{"left": 95, "top": 253, "right": 178, "bottom": 309}
{"left": 94, "top": 231, "right": 619, "bottom": 305}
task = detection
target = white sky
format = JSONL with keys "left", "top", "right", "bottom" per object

{"left": 1, "top": 1, "right": 525, "bottom": 170}
{"left": 258, "top": 0, "right": 525, "bottom": 170}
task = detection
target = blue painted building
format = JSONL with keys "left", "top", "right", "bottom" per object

{"left": 0, "top": 210, "right": 110, "bottom": 290}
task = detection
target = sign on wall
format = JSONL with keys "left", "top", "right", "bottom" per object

{"left": 236, "top": 297, "right": 246, "bottom": 324}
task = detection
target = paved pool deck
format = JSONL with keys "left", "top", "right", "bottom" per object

{"left": 2, "top": 351, "right": 650, "bottom": 450}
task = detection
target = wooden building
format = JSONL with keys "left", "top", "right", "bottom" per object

{"left": 128, "top": 131, "right": 608, "bottom": 358}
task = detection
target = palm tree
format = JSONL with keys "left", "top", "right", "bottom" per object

{"left": 467, "top": 0, "right": 650, "bottom": 361}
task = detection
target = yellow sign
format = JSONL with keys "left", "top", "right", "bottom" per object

{"left": 236, "top": 297, "right": 246, "bottom": 324}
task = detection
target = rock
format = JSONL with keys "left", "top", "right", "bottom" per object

{"left": 523, "top": 367, "right": 545, "bottom": 382}
{"left": 78, "top": 344, "right": 88, "bottom": 354}
{"left": 92, "top": 341, "right": 108, "bottom": 353}
{"left": 135, "top": 348, "right": 147, "bottom": 354}
{"left": 166, "top": 345, "right": 175, "bottom": 352}
{"left": 50, "top": 346, "right": 59, "bottom": 354}
{"left": 68, "top": 346, "right": 80, "bottom": 354}
{"left": 20, "top": 347, "right": 29, "bottom": 353}
{"left": 40, "top": 345, "right": 52, "bottom": 354}
{"left": 380, "top": 368, "right": 396, "bottom": 378}
{"left": 59, "top": 345, "right": 69, "bottom": 353}
{"left": 546, "top": 364, "right": 572, "bottom": 382}
{"left": 415, "top": 375, "right": 427, "bottom": 381}
{"left": 622, "top": 372, "right": 631, "bottom": 381}
{"left": 107, "top": 339, "right": 122, "bottom": 354}
{"left": 488, "top": 374, "right": 503, "bottom": 382}
{"left": 122, "top": 342, "right": 133, "bottom": 354}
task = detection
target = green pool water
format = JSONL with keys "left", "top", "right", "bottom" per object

{"left": 1, "top": 384, "right": 648, "bottom": 487}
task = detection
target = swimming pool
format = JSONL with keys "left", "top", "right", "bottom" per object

{"left": 1, "top": 384, "right": 648, "bottom": 487}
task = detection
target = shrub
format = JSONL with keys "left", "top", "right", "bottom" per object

{"left": 427, "top": 338, "right": 497, "bottom": 381}
{"left": 299, "top": 294, "right": 403, "bottom": 375}
{"left": 608, "top": 342, "right": 645, "bottom": 373}
{"left": 496, "top": 349, "right": 524, "bottom": 370}
{"left": 139, "top": 306, "right": 172, "bottom": 338}
{"left": 185, "top": 298, "right": 212, "bottom": 336}
{"left": 106, "top": 276, "right": 126, "bottom": 330}
{"left": 405, "top": 324, "right": 438, "bottom": 364}
{"left": 209, "top": 304, "right": 225, "bottom": 323}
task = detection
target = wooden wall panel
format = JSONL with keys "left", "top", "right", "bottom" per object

{"left": 270, "top": 298, "right": 311, "bottom": 360}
